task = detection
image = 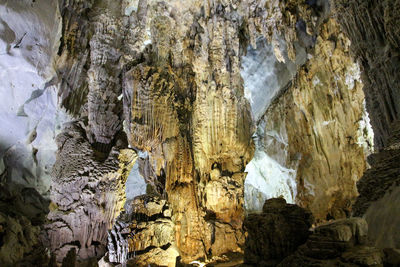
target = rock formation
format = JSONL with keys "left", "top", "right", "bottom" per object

{"left": 0, "top": 0, "right": 399, "bottom": 266}
{"left": 245, "top": 199, "right": 400, "bottom": 267}
{"left": 0, "top": 184, "right": 50, "bottom": 266}
{"left": 105, "top": 195, "right": 178, "bottom": 266}
{"left": 332, "top": 0, "right": 400, "bottom": 249}
{"left": 350, "top": 123, "right": 400, "bottom": 249}
{"left": 44, "top": 122, "right": 137, "bottom": 262}
{"left": 243, "top": 4, "right": 373, "bottom": 222}
{"left": 122, "top": 0, "right": 256, "bottom": 261}
{"left": 244, "top": 198, "right": 314, "bottom": 266}
{"left": 43, "top": 0, "right": 135, "bottom": 263}
{"left": 333, "top": 0, "right": 400, "bottom": 150}
{"left": 0, "top": 0, "right": 66, "bottom": 266}
{"left": 279, "top": 217, "right": 399, "bottom": 266}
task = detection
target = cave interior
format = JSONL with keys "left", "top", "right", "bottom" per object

{"left": 0, "top": 0, "right": 399, "bottom": 266}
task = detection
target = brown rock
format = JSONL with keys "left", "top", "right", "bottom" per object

{"left": 278, "top": 218, "right": 386, "bottom": 267}
{"left": 257, "top": 18, "right": 370, "bottom": 222}
{"left": 332, "top": 0, "right": 400, "bottom": 150}
{"left": 106, "top": 195, "right": 176, "bottom": 266}
{"left": 244, "top": 198, "right": 314, "bottom": 266}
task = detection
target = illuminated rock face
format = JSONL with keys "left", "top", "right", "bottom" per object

{"left": 123, "top": 17, "right": 254, "bottom": 263}
{"left": 333, "top": 0, "right": 400, "bottom": 151}
{"left": 0, "top": 0, "right": 63, "bottom": 196}
{"left": 331, "top": 0, "right": 400, "bottom": 248}
{"left": 2, "top": 0, "right": 400, "bottom": 266}
{"left": 119, "top": 0, "right": 359, "bottom": 262}
{"left": 107, "top": 195, "right": 178, "bottom": 266}
{"left": 45, "top": 122, "right": 137, "bottom": 261}
{"left": 40, "top": 1, "right": 135, "bottom": 263}
{"left": 0, "top": 1, "right": 68, "bottom": 266}
{"left": 242, "top": 10, "right": 373, "bottom": 221}
{"left": 257, "top": 19, "right": 371, "bottom": 221}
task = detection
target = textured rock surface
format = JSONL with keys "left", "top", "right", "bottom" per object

{"left": 0, "top": 0, "right": 65, "bottom": 195}
{"left": 0, "top": 0, "right": 68, "bottom": 265}
{"left": 120, "top": 0, "right": 342, "bottom": 262}
{"left": 58, "top": 0, "right": 125, "bottom": 145}
{"left": 1, "top": 0, "right": 399, "bottom": 265}
{"left": 105, "top": 195, "right": 178, "bottom": 266}
{"left": 122, "top": 0, "right": 259, "bottom": 262}
{"left": 49, "top": 0, "right": 378, "bottom": 263}
{"left": 332, "top": 0, "right": 400, "bottom": 150}
{"left": 244, "top": 198, "right": 314, "bottom": 266}
{"left": 246, "top": 17, "right": 372, "bottom": 221}
{"left": 278, "top": 218, "right": 393, "bottom": 266}
{"left": 0, "top": 184, "right": 50, "bottom": 266}
{"left": 351, "top": 122, "right": 400, "bottom": 248}
{"left": 244, "top": 204, "right": 400, "bottom": 266}
{"left": 44, "top": 0, "right": 135, "bottom": 263}
{"left": 331, "top": 0, "right": 400, "bottom": 249}
{"left": 44, "top": 122, "right": 137, "bottom": 262}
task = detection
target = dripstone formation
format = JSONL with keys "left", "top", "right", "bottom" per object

{"left": 332, "top": 0, "right": 400, "bottom": 249}
{"left": 106, "top": 195, "right": 177, "bottom": 266}
{"left": 44, "top": 122, "right": 136, "bottom": 261}
{"left": 0, "top": 0, "right": 399, "bottom": 266}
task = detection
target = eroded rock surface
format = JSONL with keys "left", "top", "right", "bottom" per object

{"left": 44, "top": 122, "right": 137, "bottom": 262}
{"left": 244, "top": 198, "right": 314, "bottom": 266}
{"left": 123, "top": 0, "right": 256, "bottom": 262}
{"left": 0, "top": 185, "right": 50, "bottom": 266}
{"left": 44, "top": 0, "right": 136, "bottom": 263}
{"left": 1, "top": 0, "right": 399, "bottom": 265}
{"left": 350, "top": 122, "right": 400, "bottom": 249}
{"left": 331, "top": 0, "right": 400, "bottom": 249}
{"left": 105, "top": 195, "right": 178, "bottom": 266}
{"left": 244, "top": 199, "right": 400, "bottom": 267}
{"left": 0, "top": 0, "right": 68, "bottom": 265}
{"left": 333, "top": 0, "right": 400, "bottom": 150}
{"left": 245, "top": 17, "right": 372, "bottom": 221}
{"left": 278, "top": 218, "right": 399, "bottom": 266}
{"left": 120, "top": 0, "right": 342, "bottom": 262}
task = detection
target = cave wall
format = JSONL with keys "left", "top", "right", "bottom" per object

{"left": 0, "top": 0, "right": 67, "bottom": 265}
{"left": 43, "top": 0, "right": 139, "bottom": 263}
{"left": 119, "top": 0, "right": 360, "bottom": 263}
{"left": 123, "top": 1, "right": 255, "bottom": 261}
{"left": 332, "top": 0, "right": 400, "bottom": 248}
{"left": 333, "top": 0, "right": 400, "bottom": 150}
{"left": 44, "top": 122, "right": 136, "bottom": 261}
{"left": 241, "top": 2, "right": 373, "bottom": 222}
{"left": 1, "top": 0, "right": 398, "bottom": 265}
{"left": 248, "top": 18, "right": 372, "bottom": 221}
{"left": 0, "top": 0, "right": 64, "bottom": 196}
{"left": 51, "top": 0, "right": 379, "bottom": 263}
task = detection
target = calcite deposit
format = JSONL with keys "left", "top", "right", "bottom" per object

{"left": 243, "top": 3, "right": 373, "bottom": 222}
{"left": 0, "top": 0, "right": 399, "bottom": 266}
{"left": 249, "top": 18, "right": 370, "bottom": 221}
{"left": 332, "top": 0, "right": 400, "bottom": 249}
{"left": 105, "top": 195, "right": 178, "bottom": 266}
{"left": 44, "top": 122, "right": 137, "bottom": 261}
